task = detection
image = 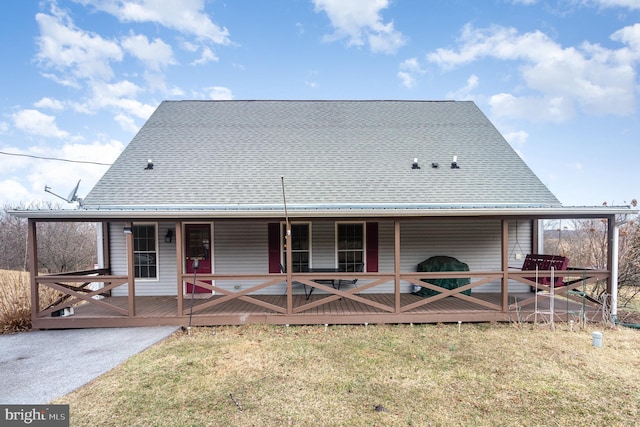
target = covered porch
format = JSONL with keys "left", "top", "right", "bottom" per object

{"left": 28, "top": 213, "right": 612, "bottom": 329}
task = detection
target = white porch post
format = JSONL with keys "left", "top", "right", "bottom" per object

{"left": 610, "top": 218, "right": 620, "bottom": 321}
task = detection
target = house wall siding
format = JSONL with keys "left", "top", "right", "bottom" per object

{"left": 108, "top": 218, "right": 532, "bottom": 296}
{"left": 111, "top": 222, "right": 178, "bottom": 297}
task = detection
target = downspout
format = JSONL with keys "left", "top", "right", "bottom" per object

{"left": 611, "top": 213, "right": 631, "bottom": 324}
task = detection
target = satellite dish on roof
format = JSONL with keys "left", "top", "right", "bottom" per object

{"left": 44, "top": 179, "right": 83, "bottom": 205}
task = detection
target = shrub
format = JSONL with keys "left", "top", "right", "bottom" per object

{"left": 0, "top": 270, "right": 59, "bottom": 333}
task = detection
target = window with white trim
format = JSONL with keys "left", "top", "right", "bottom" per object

{"left": 337, "top": 223, "right": 364, "bottom": 272}
{"left": 282, "top": 223, "right": 310, "bottom": 272}
{"left": 133, "top": 224, "right": 157, "bottom": 278}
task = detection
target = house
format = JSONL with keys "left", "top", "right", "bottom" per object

{"left": 12, "top": 100, "right": 636, "bottom": 329}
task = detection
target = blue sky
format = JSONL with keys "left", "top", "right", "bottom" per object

{"left": 0, "top": 0, "right": 638, "bottom": 207}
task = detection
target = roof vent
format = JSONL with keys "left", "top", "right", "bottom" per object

{"left": 145, "top": 159, "right": 154, "bottom": 170}
{"left": 411, "top": 158, "right": 421, "bottom": 169}
{"left": 431, "top": 162, "right": 439, "bottom": 168}
{"left": 451, "top": 156, "right": 460, "bottom": 169}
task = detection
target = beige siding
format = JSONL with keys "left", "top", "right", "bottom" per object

{"left": 111, "top": 221, "right": 178, "bottom": 297}
{"left": 109, "top": 218, "right": 533, "bottom": 296}
{"left": 399, "top": 218, "right": 532, "bottom": 293}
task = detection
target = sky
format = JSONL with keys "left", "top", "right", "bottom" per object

{"left": 0, "top": 0, "right": 639, "bottom": 208}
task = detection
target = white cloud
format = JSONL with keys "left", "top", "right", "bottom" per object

{"left": 397, "top": 57, "right": 425, "bottom": 88}
{"left": 114, "top": 113, "right": 140, "bottom": 133}
{"left": 34, "top": 97, "right": 64, "bottom": 110}
{"left": 611, "top": 23, "right": 640, "bottom": 56}
{"left": 592, "top": 0, "right": 640, "bottom": 9}
{"left": 191, "top": 46, "right": 218, "bottom": 65}
{"left": 12, "top": 109, "right": 70, "bottom": 139}
{"left": 86, "top": 80, "right": 155, "bottom": 119}
{"left": 397, "top": 71, "right": 415, "bottom": 89}
{"left": 142, "top": 71, "right": 184, "bottom": 96}
{"left": 121, "top": 32, "right": 175, "bottom": 70}
{"left": 35, "top": 3, "right": 123, "bottom": 84}
{"left": 0, "top": 179, "right": 31, "bottom": 204}
{"left": 0, "top": 121, "right": 8, "bottom": 134}
{"left": 29, "top": 140, "right": 123, "bottom": 198}
{"left": 76, "top": 0, "right": 231, "bottom": 44}
{"left": 503, "top": 130, "right": 529, "bottom": 146}
{"left": 312, "top": 0, "right": 406, "bottom": 54}
{"left": 180, "top": 40, "right": 198, "bottom": 52}
{"left": 427, "top": 24, "right": 639, "bottom": 121}
{"left": 0, "top": 139, "right": 124, "bottom": 204}
{"left": 399, "top": 57, "right": 423, "bottom": 73}
{"left": 489, "top": 93, "right": 576, "bottom": 122}
{"left": 446, "top": 74, "right": 479, "bottom": 100}
{"left": 206, "top": 86, "right": 233, "bottom": 100}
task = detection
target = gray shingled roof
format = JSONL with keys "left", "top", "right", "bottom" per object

{"left": 82, "top": 100, "right": 560, "bottom": 209}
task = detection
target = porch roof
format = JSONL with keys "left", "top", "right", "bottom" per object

{"left": 10, "top": 203, "right": 636, "bottom": 220}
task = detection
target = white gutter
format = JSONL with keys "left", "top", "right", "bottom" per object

{"left": 9, "top": 204, "right": 636, "bottom": 220}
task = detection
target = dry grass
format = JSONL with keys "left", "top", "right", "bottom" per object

{"left": 56, "top": 322, "right": 639, "bottom": 426}
{"left": 0, "top": 269, "right": 60, "bottom": 333}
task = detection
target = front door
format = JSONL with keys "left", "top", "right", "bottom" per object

{"left": 185, "top": 224, "right": 212, "bottom": 293}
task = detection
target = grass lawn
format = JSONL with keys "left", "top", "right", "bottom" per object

{"left": 55, "top": 323, "right": 639, "bottom": 426}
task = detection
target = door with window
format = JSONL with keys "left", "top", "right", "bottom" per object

{"left": 185, "top": 224, "right": 212, "bottom": 293}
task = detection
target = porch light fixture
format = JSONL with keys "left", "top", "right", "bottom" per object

{"left": 412, "top": 158, "right": 420, "bottom": 169}
{"left": 451, "top": 155, "right": 460, "bottom": 169}
{"left": 165, "top": 229, "right": 174, "bottom": 243}
{"left": 123, "top": 226, "right": 132, "bottom": 234}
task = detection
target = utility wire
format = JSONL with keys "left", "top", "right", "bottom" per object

{"left": 0, "top": 150, "right": 112, "bottom": 166}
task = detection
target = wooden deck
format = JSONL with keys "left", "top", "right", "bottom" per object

{"left": 33, "top": 292, "right": 602, "bottom": 329}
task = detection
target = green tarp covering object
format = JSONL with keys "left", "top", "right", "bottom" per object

{"left": 414, "top": 256, "right": 471, "bottom": 297}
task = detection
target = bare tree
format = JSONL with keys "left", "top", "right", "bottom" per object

{"left": 0, "top": 204, "right": 28, "bottom": 270}
{"left": 543, "top": 201, "right": 640, "bottom": 307}
{"left": 0, "top": 203, "right": 98, "bottom": 273}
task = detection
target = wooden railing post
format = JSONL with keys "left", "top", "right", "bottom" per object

{"left": 175, "top": 222, "right": 184, "bottom": 316}
{"left": 501, "top": 219, "right": 509, "bottom": 311}
{"left": 28, "top": 220, "right": 39, "bottom": 321}
{"left": 394, "top": 220, "right": 401, "bottom": 314}
{"left": 286, "top": 221, "right": 293, "bottom": 315}
{"left": 125, "top": 222, "right": 136, "bottom": 317}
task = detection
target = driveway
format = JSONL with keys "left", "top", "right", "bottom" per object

{"left": 0, "top": 326, "right": 178, "bottom": 404}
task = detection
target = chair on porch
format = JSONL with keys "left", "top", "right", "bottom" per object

{"left": 280, "top": 264, "right": 312, "bottom": 300}
{"left": 335, "top": 263, "right": 364, "bottom": 290}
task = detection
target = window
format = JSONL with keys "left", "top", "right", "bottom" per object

{"left": 337, "top": 223, "right": 364, "bottom": 272}
{"left": 133, "top": 224, "right": 157, "bottom": 278}
{"left": 282, "top": 223, "right": 310, "bottom": 272}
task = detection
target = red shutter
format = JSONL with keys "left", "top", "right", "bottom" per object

{"left": 268, "top": 223, "right": 281, "bottom": 273}
{"left": 366, "top": 222, "right": 378, "bottom": 272}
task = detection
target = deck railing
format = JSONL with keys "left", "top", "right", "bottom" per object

{"left": 34, "top": 268, "right": 609, "bottom": 323}
{"left": 34, "top": 268, "right": 129, "bottom": 318}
